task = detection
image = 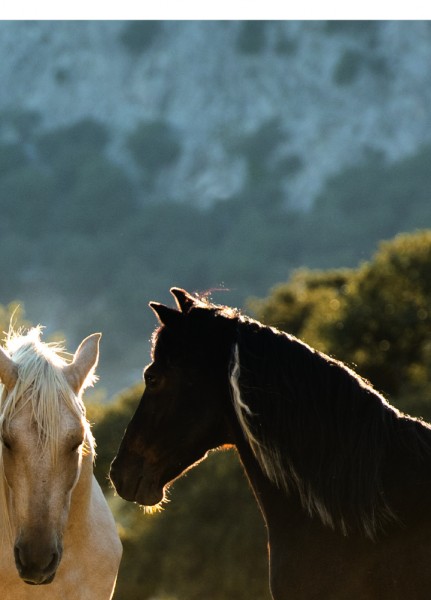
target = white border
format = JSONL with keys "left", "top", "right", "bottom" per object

{"left": 1, "top": 1, "right": 429, "bottom": 21}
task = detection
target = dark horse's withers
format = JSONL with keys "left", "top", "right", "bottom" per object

{"left": 111, "top": 288, "right": 431, "bottom": 600}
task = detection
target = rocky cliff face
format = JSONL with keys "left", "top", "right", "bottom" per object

{"left": 0, "top": 20, "right": 430, "bottom": 210}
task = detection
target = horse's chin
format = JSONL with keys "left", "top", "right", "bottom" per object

{"left": 22, "top": 572, "right": 56, "bottom": 586}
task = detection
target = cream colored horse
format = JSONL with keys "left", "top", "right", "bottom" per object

{"left": 0, "top": 328, "right": 122, "bottom": 599}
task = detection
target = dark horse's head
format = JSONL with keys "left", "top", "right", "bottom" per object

{"left": 110, "top": 288, "right": 238, "bottom": 507}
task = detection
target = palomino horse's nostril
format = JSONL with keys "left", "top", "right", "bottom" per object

{"left": 13, "top": 543, "right": 25, "bottom": 572}
{"left": 13, "top": 536, "right": 62, "bottom": 584}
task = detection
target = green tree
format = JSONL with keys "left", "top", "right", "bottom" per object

{"left": 36, "top": 118, "right": 110, "bottom": 190}
{"left": 248, "top": 268, "right": 350, "bottom": 351}
{"left": 325, "top": 231, "right": 431, "bottom": 416}
{"left": 301, "top": 146, "right": 431, "bottom": 269}
{"left": 60, "top": 156, "right": 137, "bottom": 235}
{"left": 120, "top": 21, "right": 162, "bottom": 55}
{"left": 251, "top": 229, "right": 431, "bottom": 420}
{"left": 236, "top": 21, "right": 268, "bottom": 54}
{"left": 0, "top": 142, "right": 28, "bottom": 176}
{"left": 0, "top": 166, "right": 57, "bottom": 236}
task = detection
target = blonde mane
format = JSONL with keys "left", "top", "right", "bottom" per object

{"left": 0, "top": 326, "right": 95, "bottom": 541}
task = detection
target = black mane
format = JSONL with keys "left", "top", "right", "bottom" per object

{"left": 231, "top": 315, "right": 431, "bottom": 537}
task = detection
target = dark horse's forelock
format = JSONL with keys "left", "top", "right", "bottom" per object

{"left": 229, "top": 316, "right": 431, "bottom": 539}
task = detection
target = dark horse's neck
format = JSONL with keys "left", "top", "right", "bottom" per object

{"left": 228, "top": 316, "right": 431, "bottom": 540}
{"left": 231, "top": 390, "right": 431, "bottom": 546}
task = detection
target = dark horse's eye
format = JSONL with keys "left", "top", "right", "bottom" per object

{"left": 144, "top": 372, "right": 158, "bottom": 387}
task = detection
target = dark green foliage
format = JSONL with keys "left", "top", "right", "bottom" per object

{"left": 37, "top": 118, "right": 109, "bottom": 160}
{"left": 251, "top": 230, "right": 431, "bottom": 420}
{"left": 120, "top": 21, "right": 162, "bottom": 55}
{"left": 279, "top": 154, "right": 304, "bottom": 176}
{"left": 0, "top": 143, "right": 28, "bottom": 176}
{"left": 333, "top": 50, "right": 364, "bottom": 85}
{"left": 127, "top": 120, "right": 181, "bottom": 181}
{"left": 60, "top": 157, "right": 137, "bottom": 234}
{"left": 325, "top": 232, "right": 431, "bottom": 409}
{"left": 233, "top": 117, "right": 286, "bottom": 173}
{"left": 274, "top": 26, "right": 297, "bottom": 55}
{"left": 325, "top": 20, "right": 379, "bottom": 39}
{"left": 0, "top": 108, "right": 41, "bottom": 141}
{"left": 300, "top": 145, "right": 431, "bottom": 269}
{"left": 54, "top": 67, "right": 71, "bottom": 84}
{"left": 36, "top": 118, "right": 110, "bottom": 190}
{"left": 36, "top": 118, "right": 109, "bottom": 165}
{"left": 0, "top": 166, "right": 58, "bottom": 236}
{"left": 333, "top": 49, "right": 389, "bottom": 86}
{"left": 249, "top": 268, "right": 351, "bottom": 344}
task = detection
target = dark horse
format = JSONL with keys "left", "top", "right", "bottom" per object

{"left": 111, "top": 288, "right": 431, "bottom": 599}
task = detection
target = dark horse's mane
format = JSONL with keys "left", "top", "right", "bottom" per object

{"left": 227, "top": 312, "right": 431, "bottom": 539}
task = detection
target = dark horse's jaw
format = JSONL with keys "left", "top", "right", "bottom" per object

{"left": 135, "top": 479, "right": 165, "bottom": 507}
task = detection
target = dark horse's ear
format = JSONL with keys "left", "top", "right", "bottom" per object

{"left": 170, "top": 288, "right": 196, "bottom": 313}
{"left": 149, "top": 302, "right": 183, "bottom": 327}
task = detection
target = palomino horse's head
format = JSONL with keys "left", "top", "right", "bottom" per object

{"left": 0, "top": 328, "right": 100, "bottom": 585}
{"left": 110, "top": 288, "right": 237, "bottom": 509}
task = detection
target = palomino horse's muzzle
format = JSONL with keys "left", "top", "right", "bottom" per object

{"left": 14, "top": 534, "right": 63, "bottom": 585}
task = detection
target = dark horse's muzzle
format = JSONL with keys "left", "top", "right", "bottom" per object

{"left": 110, "top": 453, "right": 164, "bottom": 507}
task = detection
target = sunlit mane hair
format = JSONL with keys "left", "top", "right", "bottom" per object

{"left": 0, "top": 326, "right": 95, "bottom": 541}
{"left": 229, "top": 316, "right": 431, "bottom": 539}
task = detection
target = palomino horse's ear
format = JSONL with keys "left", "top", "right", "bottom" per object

{"left": 170, "top": 288, "right": 196, "bottom": 313}
{"left": 63, "top": 333, "right": 101, "bottom": 394}
{"left": 0, "top": 347, "right": 18, "bottom": 392}
{"left": 149, "top": 302, "right": 183, "bottom": 327}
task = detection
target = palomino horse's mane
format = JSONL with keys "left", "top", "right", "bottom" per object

{"left": 0, "top": 327, "right": 95, "bottom": 540}
{"left": 227, "top": 313, "right": 431, "bottom": 539}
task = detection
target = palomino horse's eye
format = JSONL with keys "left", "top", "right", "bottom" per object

{"left": 1, "top": 437, "right": 12, "bottom": 451}
{"left": 71, "top": 441, "right": 83, "bottom": 453}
